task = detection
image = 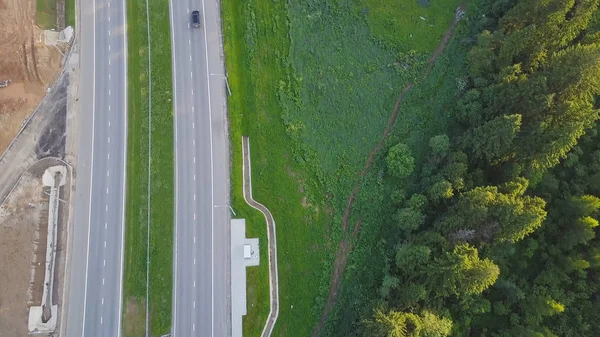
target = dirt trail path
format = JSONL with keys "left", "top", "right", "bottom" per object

{"left": 311, "top": 6, "right": 466, "bottom": 336}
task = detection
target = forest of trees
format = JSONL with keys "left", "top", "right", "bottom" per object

{"left": 363, "top": 0, "right": 600, "bottom": 336}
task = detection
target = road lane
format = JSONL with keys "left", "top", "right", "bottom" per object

{"left": 65, "top": 0, "right": 127, "bottom": 334}
{"left": 171, "top": 0, "right": 230, "bottom": 334}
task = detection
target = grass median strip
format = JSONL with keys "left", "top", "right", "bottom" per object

{"left": 123, "top": 0, "right": 174, "bottom": 334}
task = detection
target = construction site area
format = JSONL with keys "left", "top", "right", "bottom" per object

{"left": 0, "top": 0, "right": 69, "bottom": 153}
{"left": 0, "top": 0, "right": 75, "bottom": 335}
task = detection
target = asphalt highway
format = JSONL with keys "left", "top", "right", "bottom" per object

{"left": 169, "top": 0, "right": 231, "bottom": 335}
{"left": 65, "top": 0, "right": 127, "bottom": 334}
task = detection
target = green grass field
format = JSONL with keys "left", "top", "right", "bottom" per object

{"left": 321, "top": 25, "right": 472, "bottom": 336}
{"left": 358, "top": 0, "right": 463, "bottom": 53}
{"left": 36, "top": 0, "right": 57, "bottom": 29}
{"left": 123, "top": 0, "right": 174, "bottom": 334}
{"left": 222, "top": 0, "right": 464, "bottom": 335}
{"left": 66, "top": 0, "right": 75, "bottom": 27}
{"left": 222, "top": 0, "right": 334, "bottom": 336}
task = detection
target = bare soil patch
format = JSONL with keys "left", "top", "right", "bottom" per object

{"left": 0, "top": 0, "right": 64, "bottom": 154}
{"left": 0, "top": 158, "right": 70, "bottom": 337}
{"left": 124, "top": 297, "right": 147, "bottom": 337}
{"left": 0, "top": 172, "right": 44, "bottom": 336}
{"left": 311, "top": 5, "right": 467, "bottom": 336}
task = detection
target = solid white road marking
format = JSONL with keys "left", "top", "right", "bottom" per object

{"left": 199, "top": 0, "right": 217, "bottom": 333}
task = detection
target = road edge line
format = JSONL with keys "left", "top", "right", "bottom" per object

{"left": 167, "top": 0, "right": 178, "bottom": 334}
{"left": 117, "top": 0, "right": 129, "bottom": 333}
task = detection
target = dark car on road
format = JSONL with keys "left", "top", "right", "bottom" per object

{"left": 192, "top": 10, "right": 201, "bottom": 28}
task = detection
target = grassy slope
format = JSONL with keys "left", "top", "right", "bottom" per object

{"left": 222, "top": 0, "right": 333, "bottom": 336}
{"left": 359, "top": 0, "right": 463, "bottom": 53}
{"left": 123, "top": 0, "right": 173, "bottom": 334}
{"left": 66, "top": 0, "right": 75, "bottom": 27}
{"left": 36, "top": 0, "right": 56, "bottom": 29}
{"left": 223, "top": 0, "right": 463, "bottom": 336}
{"left": 322, "top": 9, "right": 470, "bottom": 336}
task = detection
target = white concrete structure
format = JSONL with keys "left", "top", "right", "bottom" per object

{"left": 28, "top": 165, "right": 66, "bottom": 333}
{"left": 231, "top": 219, "right": 260, "bottom": 337}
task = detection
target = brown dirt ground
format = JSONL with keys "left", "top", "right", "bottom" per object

{"left": 0, "top": 0, "right": 64, "bottom": 155}
{"left": 0, "top": 172, "right": 45, "bottom": 336}
{"left": 311, "top": 4, "right": 468, "bottom": 336}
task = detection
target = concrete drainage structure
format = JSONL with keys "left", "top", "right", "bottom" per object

{"left": 28, "top": 165, "right": 66, "bottom": 333}
{"left": 231, "top": 218, "right": 260, "bottom": 337}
